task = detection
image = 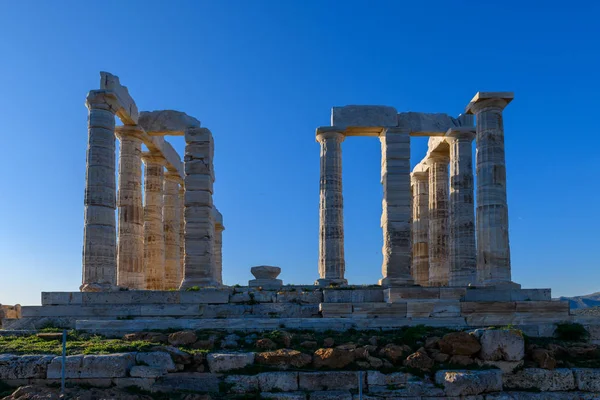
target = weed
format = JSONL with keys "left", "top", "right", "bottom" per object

{"left": 555, "top": 322, "right": 589, "bottom": 341}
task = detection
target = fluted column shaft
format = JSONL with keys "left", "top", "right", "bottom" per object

{"left": 115, "top": 126, "right": 145, "bottom": 289}
{"left": 179, "top": 186, "right": 185, "bottom": 286}
{"left": 380, "top": 126, "right": 414, "bottom": 287}
{"left": 427, "top": 154, "right": 450, "bottom": 286}
{"left": 81, "top": 91, "right": 117, "bottom": 292}
{"left": 142, "top": 154, "right": 167, "bottom": 290}
{"left": 181, "top": 127, "right": 218, "bottom": 289}
{"left": 448, "top": 129, "right": 476, "bottom": 286}
{"left": 214, "top": 220, "right": 224, "bottom": 285}
{"left": 316, "top": 128, "right": 346, "bottom": 286}
{"left": 411, "top": 172, "right": 429, "bottom": 286}
{"left": 468, "top": 95, "right": 515, "bottom": 286}
{"left": 163, "top": 172, "right": 182, "bottom": 290}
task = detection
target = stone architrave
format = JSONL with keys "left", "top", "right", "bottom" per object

{"left": 447, "top": 127, "right": 477, "bottom": 287}
{"left": 163, "top": 172, "right": 183, "bottom": 290}
{"left": 316, "top": 127, "right": 347, "bottom": 286}
{"left": 181, "top": 127, "right": 219, "bottom": 289}
{"left": 115, "top": 125, "right": 145, "bottom": 289}
{"left": 379, "top": 126, "right": 414, "bottom": 287}
{"left": 213, "top": 208, "right": 224, "bottom": 285}
{"left": 81, "top": 91, "right": 118, "bottom": 292}
{"left": 142, "top": 153, "right": 167, "bottom": 290}
{"left": 411, "top": 171, "right": 429, "bottom": 286}
{"left": 466, "top": 92, "right": 518, "bottom": 287}
{"left": 427, "top": 153, "right": 450, "bottom": 286}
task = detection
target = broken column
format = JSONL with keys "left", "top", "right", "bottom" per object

{"left": 81, "top": 91, "right": 118, "bottom": 292}
{"left": 466, "top": 92, "right": 518, "bottom": 287}
{"left": 411, "top": 170, "right": 429, "bottom": 286}
{"left": 447, "top": 127, "right": 477, "bottom": 286}
{"left": 427, "top": 153, "right": 450, "bottom": 286}
{"left": 213, "top": 208, "right": 224, "bottom": 285}
{"left": 115, "top": 125, "right": 145, "bottom": 289}
{"left": 380, "top": 126, "right": 414, "bottom": 287}
{"left": 142, "top": 153, "right": 167, "bottom": 290}
{"left": 316, "top": 127, "right": 347, "bottom": 286}
{"left": 163, "top": 172, "right": 183, "bottom": 290}
{"left": 181, "top": 127, "right": 219, "bottom": 289}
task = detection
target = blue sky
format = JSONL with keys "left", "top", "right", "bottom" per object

{"left": 0, "top": 1, "right": 598, "bottom": 305}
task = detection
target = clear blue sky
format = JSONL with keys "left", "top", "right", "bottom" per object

{"left": 1, "top": 1, "right": 598, "bottom": 306}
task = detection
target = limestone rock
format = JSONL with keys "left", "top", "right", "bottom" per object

{"left": 479, "top": 329, "right": 524, "bottom": 361}
{"left": 379, "top": 343, "right": 412, "bottom": 364}
{"left": 152, "top": 372, "right": 219, "bottom": 393}
{"left": 323, "top": 337, "right": 335, "bottom": 348}
{"left": 398, "top": 112, "right": 459, "bottom": 136}
{"left": 224, "top": 374, "right": 259, "bottom": 394}
{"left": 403, "top": 349, "right": 434, "bottom": 371}
{"left": 251, "top": 266, "right": 281, "bottom": 279}
{"left": 366, "top": 371, "right": 410, "bottom": 386}
{"left": 310, "top": 391, "right": 352, "bottom": 400}
{"left": 261, "top": 393, "right": 306, "bottom": 400}
{"left": 79, "top": 353, "right": 136, "bottom": 378}
{"left": 256, "top": 338, "right": 277, "bottom": 350}
{"left": 531, "top": 348, "right": 557, "bottom": 369}
{"left": 449, "top": 354, "right": 475, "bottom": 366}
{"left": 573, "top": 368, "right": 600, "bottom": 391}
{"left": 258, "top": 371, "right": 299, "bottom": 392}
{"left": 300, "top": 341, "right": 318, "bottom": 349}
{"left": 478, "top": 359, "right": 524, "bottom": 374}
{"left": 435, "top": 369, "right": 502, "bottom": 396}
{"left": 138, "top": 110, "right": 201, "bottom": 135}
{"left": 425, "top": 336, "right": 440, "bottom": 349}
{"left": 313, "top": 348, "right": 355, "bottom": 369}
{"left": 123, "top": 332, "right": 168, "bottom": 343}
{"left": 438, "top": 331, "right": 481, "bottom": 356}
{"left": 130, "top": 365, "right": 165, "bottom": 378}
{"left": 0, "top": 355, "right": 54, "bottom": 379}
{"left": 136, "top": 352, "right": 176, "bottom": 373}
{"left": 299, "top": 371, "right": 362, "bottom": 391}
{"left": 206, "top": 352, "right": 254, "bottom": 373}
{"left": 331, "top": 105, "right": 398, "bottom": 129}
{"left": 168, "top": 330, "right": 198, "bottom": 346}
{"left": 255, "top": 349, "right": 311, "bottom": 369}
{"left": 503, "top": 368, "right": 575, "bottom": 391}
{"left": 151, "top": 345, "right": 193, "bottom": 365}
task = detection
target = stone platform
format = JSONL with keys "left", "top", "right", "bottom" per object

{"left": 1, "top": 286, "right": 583, "bottom": 336}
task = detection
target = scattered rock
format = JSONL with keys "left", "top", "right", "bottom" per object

{"left": 323, "top": 337, "right": 335, "bottom": 348}
{"left": 150, "top": 345, "right": 193, "bottom": 365}
{"left": 479, "top": 329, "right": 524, "bottom": 361}
{"left": 256, "top": 338, "right": 277, "bottom": 350}
{"left": 435, "top": 369, "right": 502, "bottom": 396}
{"left": 123, "top": 331, "right": 168, "bottom": 343}
{"left": 35, "top": 333, "right": 63, "bottom": 341}
{"left": 425, "top": 336, "right": 440, "bottom": 349}
{"left": 379, "top": 343, "right": 411, "bottom": 364}
{"left": 168, "top": 331, "right": 198, "bottom": 347}
{"left": 367, "top": 356, "right": 383, "bottom": 369}
{"left": 403, "top": 349, "right": 434, "bottom": 371}
{"left": 354, "top": 347, "right": 369, "bottom": 360}
{"left": 300, "top": 341, "right": 318, "bottom": 349}
{"left": 532, "top": 348, "right": 557, "bottom": 369}
{"left": 313, "top": 348, "right": 355, "bottom": 369}
{"left": 221, "top": 334, "right": 240, "bottom": 349}
{"left": 433, "top": 352, "right": 450, "bottom": 363}
{"left": 368, "top": 336, "right": 378, "bottom": 346}
{"left": 130, "top": 365, "right": 165, "bottom": 378}
{"left": 206, "top": 352, "right": 255, "bottom": 373}
{"left": 503, "top": 368, "right": 575, "bottom": 391}
{"left": 566, "top": 343, "right": 598, "bottom": 359}
{"left": 192, "top": 339, "right": 215, "bottom": 350}
{"left": 438, "top": 331, "right": 481, "bottom": 356}
{"left": 136, "top": 352, "right": 176, "bottom": 373}
{"left": 255, "top": 349, "right": 312, "bottom": 369}
{"left": 479, "top": 359, "right": 524, "bottom": 374}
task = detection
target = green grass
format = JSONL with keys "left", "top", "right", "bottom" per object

{"left": 555, "top": 322, "right": 589, "bottom": 341}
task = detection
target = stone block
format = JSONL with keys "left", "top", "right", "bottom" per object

{"left": 82, "top": 291, "right": 180, "bottom": 305}
{"left": 299, "top": 371, "right": 363, "bottom": 391}
{"left": 152, "top": 372, "right": 220, "bottom": 393}
{"left": 352, "top": 303, "right": 407, "bottom": 318}
{"left": 179, "top": 289, "right": 231, "bottom": 304}
{"left": 434, "top": 369, "right": 502, "bottom": 396}
{"left": 276, "top": 291, "right": 323, "bottom": 304}
{"left": 41, "top": 292, "right": 83, "bottom": 305}
{"left": 515, "top": 301, "right": 569, "bottom": 314}
{"left": 384, "top": 287, "right": 441, "bottom": 302}
{"left": 252, "top": 304, "right": 318, "bottom": 318}
{"left": 249, "top": 279, "right": 283, "bottom": 289}
{"left": 478, "top": 329, "right": 524, "bottom": 361}
{"left": 503, "top": 368, "right": 575, "bottom": 391}
{"left": 136, "top": 352, "right": 176, "bottom": 373}
{"left": 138, "top": 110, "right": 200, "bottom": 136}
{"left": 0, "top": 355, "right": 53, "bottom": 379}
{"left": 573, "top": 368, "right": 600, "bottom": 392}
{"left": 366, "top": 371, "right": 411, "bottom": 386}
{"left": 463, "top": 288, "right": 551, "bottom": 302}
{"left": 310, "top": 391, "right": 352, "bottom": 400}
{"left": 230, "top": 290, "right": 277, "bottom": 303}
{"left": 199, "top": 304, "right": 252, "bottom": 318}
{"left": 79, "top": 353, "right": 136, "bottom": 378}
{"left": 258, "top": 371, "right": 299, "bottom": 392}
{"left": 47, "top": 355, "right": 84, "bottom": 379}
{"left": 398, "top": 112, "right": 458, "bottom": 136}
{"left": 406, "top": 300, "right": 461, "bottom": 318}
{"left": 99, "top": 72, "right": 138, "bottom": 124}
{"left": 21, "top": 305, "right": 142, "bottom": 318}
{"left": 319, "top": 303, "right": 352, "bottom": 317}
{"left": 331, "top": 105, "right": 398, "bottom": 130}
{"left": 112, "top": 377, "right": 155, "bottom": 390}
{"left": 461, "top": 302, "right": 517, "bottom": 314}
{"left": 323, "top": 289, "right": 383, "bottom": 303}
{"left": 261, "top": 393, "right": 306, "bottom": 400}
{"left": 224, "top": 374, "right": 259, "bottom": 394}
{"left": 206, "top": 353, "right": 254, "bottom": 373}
{"left": 130, "top": 365, "right": 165, "bottom": 378}
{"left": 439, "top": 287, "right": 467, "bottom": 300}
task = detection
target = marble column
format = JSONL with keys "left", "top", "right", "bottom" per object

{"left": 380, "top": 127, "right": 414, "bottom": 287}
{"left": 411, "top": 171, "right": 429, "bottom": 286}
{"left": 316, "top": 127, "right": 347, "bottom": 286}
{"left": 163, "top": 172, "right": 183, "bottom": 290}
{"left": 142, "top": 153, "right": 167, "bottom": 290}
{"left": 81, "top": 91, "right": 117, "bottom": 292}
{"left": 181, "top": 127, "right": 219, "bottom": 289}
{"left": 213, "top": 208, "right": 224, "bottom": 285}
{"left": 427, "top": 153, "right": 450, "bottom": 286}
{"left": 115, "top": 125, "right": 145, "bottom": 289}
{"left": 466, "top": 92, "right": 518, "bottom": 287}
{"left": 179, "top": 185, "right": 185, "bottom": 286}
{"left": 447, "top": 127, "right": 477, "bottom": 286}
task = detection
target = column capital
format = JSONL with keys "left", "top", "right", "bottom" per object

{"left": 465, "top": 92, "right": 514, "bottom": 115}
{"left": 164, "top": 171, "right": 184, "bottom": 185}
{"left": 316, "top": 126, "right": 345, "bottom": 143}
{"left": 115, "top": 125, "right": 145, "bottom": 142}
{"left": 85, "top": 90, "right": 119, "bottom": 113}
{"left": 141, "top": 152, "right": 167, "bottom": 166}
{"left": 411, "top": 170, "right": 428, "bottom": 183}
{"left": 426, "top": 152, "right": 450, "bottom": 165}
{"left": 446, "top": 127, "right": 476, "bottom": 141}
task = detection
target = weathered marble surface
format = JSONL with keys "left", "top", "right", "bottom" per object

{"left": 398, "top": 112, "right": 459, "bottom": 136}
{"left": 138, "top": 110, "right": 201, "bottom": 136}
{"left": 213, "top": 207, "right": 224, "bottom": 284}
{"left": 163, "top": 172, "right": 182, "bottom": 289}
{"left": 331, "top": 105, "right": 397, "bottom": 131}
{"left": 316, "top": 128, "right": 346, "bottom": 286}
{"left": 99, "top": 71, "right": 138, "bottom": 125}
{"left": 411, "top": 171, "right": 429, "bottom": 286}
{"left": 427, "top": 152, "right": 450, "bottom": 286}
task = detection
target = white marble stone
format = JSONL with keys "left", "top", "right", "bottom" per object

{"left": 411, "top": 170, "right": 429, "bottom": 286}
{"left": 331, "top": 105, "right": 397, "bottom": 131}
{"left": 99, "top": 72, "right": 139, "bottom": 125}
{"left": 398, "top": 112, "right": 459, "bottom": 136}
{"left": 164, "top": 172, "right": 182, "bottom": 289}
{"left": 138, "top": 110, "right": 200, "bottom": 136}
{"left": 427, "top": 152, "right": 450, "bottom": 286}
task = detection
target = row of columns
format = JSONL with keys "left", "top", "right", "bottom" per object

{"left": 81, "top": 91, "right": 223, "bottom": 292}
{"left": 317, "top": 93, "right": 516, "bottom": 288}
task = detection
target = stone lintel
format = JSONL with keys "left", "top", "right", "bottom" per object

{"left": 331, "top": 105, "right": 398, "bottom": 130}
{"left": 398, "top": 112, "right": 459, "bottom": 137}
{"left": 445, "top": 126, "right": 476, "bottom": 140}
{"left": 138, "top": 110, "right": 201, "bottom": 136}
{"left": 465, "top": 91, "right": 514, "bottom": 114}
{"left": 212, "top": 207, "right": 224, "bottom": 228}
{"left": 99, "top": 72, "right": 139, "bottom": 125}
